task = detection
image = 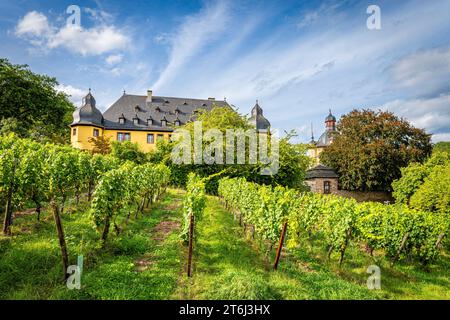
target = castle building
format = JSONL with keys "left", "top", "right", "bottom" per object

{"left": 248, "top": 100, "right": 270, "bottom": 133}
{"left": 307, "top": 109, "right": 337, "bottom": 165}
{"left": 70, "top": 89, "right": 268, "bottom": 152}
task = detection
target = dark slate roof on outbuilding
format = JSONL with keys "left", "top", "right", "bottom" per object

{"left": 101, "top": 94, "right": 230, "bottom": 131}
{"left": 306, "top": 164, "right": 339, "bottom": 179}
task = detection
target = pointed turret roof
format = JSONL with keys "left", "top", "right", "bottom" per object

{"left": 71, "top": 90, "right": 103, "bottom": 126}
{"left": 249, "top": 100, "right": 270, "bottom": 131}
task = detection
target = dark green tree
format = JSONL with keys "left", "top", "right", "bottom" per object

{"left": 320, "top": 109, "right": 432, "bottom": 192}
{"left": 0, "top": 58, "right": 75, "bottom": 142}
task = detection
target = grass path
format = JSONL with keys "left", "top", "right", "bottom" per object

{"left": 175, "top": 195, "right": 379, "bottom": 299}
{"left": 0, "top": 189, "right": 185, "bottom": 300}
{"left": 2, "top": 189, "right": 448, "bottom": 299}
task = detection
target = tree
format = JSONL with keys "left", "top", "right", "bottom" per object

{"left": 161, "top": 106, "right": 310, "bottom": 192}
{"left": 0, "top": 58, "right": 75, "bottom": 143}
{"left": 433, "top": 141, "right": 450, "bottom": 155}
{"left": 111, "top": 140, "right": 146, "bottom": 164}
{"left": 45, "top": 146, "right": 79, "bottom": 279}
{"left": 392, "top": 152, "right": 450, "bottom": 205}
{"left": 320, "top": 109, "right": 432, "bottom": 192}
{"left": 88, "top": 135, "right": 112, "bottom": 155}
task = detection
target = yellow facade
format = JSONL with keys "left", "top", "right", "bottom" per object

{"left": 307, "top": 145, "right": 324, "bottom": 167}
{"left": 70, "top": 125, "right": 171, "bottom": 153}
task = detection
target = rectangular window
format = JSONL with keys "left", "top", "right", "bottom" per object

{"left": 324, "top": 181, "right": 331, "bottom": 194}
{"left": 93, "top": 128, "right": 99, "bottom": 137}
{"left": 72, "top": 128, "right": 77, "bottom": 136}
{"left": 157, "top": 134, "right": 164, "bottom": 141}
{"left": 119, "top": 118, "right": 125, "bottom": 124}
{"left": 117, "top": 132, "right": 131, "bottom": 142}
{"left": 147, "top": 133, "right": 154, "bottom": 144}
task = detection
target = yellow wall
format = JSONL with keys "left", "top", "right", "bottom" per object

{"left": 70, "top": 125, "right": 171, "bottom": 153}
{"left": 307, "top": 146, "right": 325, "bottom": 166}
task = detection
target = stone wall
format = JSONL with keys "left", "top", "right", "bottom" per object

{"left": 334, "top": 190, "right": 394, "bottom": 203}
{"left": 305, "top": 178, "right": 338, "bottom": 194}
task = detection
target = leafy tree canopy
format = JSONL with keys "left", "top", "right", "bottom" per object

{"left": 0, "top": 58, "right": 75, "bottom": 143}
{"left": 320, "top": 109, "right": 432, "bottom": 192}
{"left": 393, "top": 151, "right": 450, "bottom": 214}
{"left": 433, "top": 141, "right": 450, "bottom": 155}
{"left": 110, "top": 140, "right": 146, "bottom": 164}
{"left": 148, "top": 106, "right": 311, "bottom": 192}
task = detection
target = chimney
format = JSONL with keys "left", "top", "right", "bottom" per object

{"left": 208, "top": 97, "right": 215, "bottom": 101}
{"left": 147, "top": 90, "right": 153, "bottom": 103}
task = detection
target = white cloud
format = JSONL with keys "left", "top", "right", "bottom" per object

{"left": 48, "top": 25, "right": 129, "bottom": 56}
{"left": 432, "top": 133, "right": 450, "bottom": 143}
{"left": 152, "top": 0, "right": 230, "bottom": 91}
{"left": 14, "top": 11, "right": 130, "bottom": 56}
{"left": 380, "top": 94, "right": 450, "bottom": 137}
{"left": 56, "top": 84, "right": 86, "bottom": 105}
{"left": 15, "top": 11, "right": 51, "bottom": 37}
{"left": 391, "top": 46, "right": 450, "bottom": 96}
{"left": 105, "top": 54, "right": 123, "bottom": 65}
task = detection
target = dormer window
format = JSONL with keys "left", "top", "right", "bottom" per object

{"left": 119, "top": 114, "right": 126, "bottom": 124}
{"left": 183, "top": 101, "right": 188, "bottom": 105}
{"left": 174, "top": 119, "right": 180, "bottom": 126}
{"left": 155, "top": 106, "right": 161, "bottom": 113}
{"left": 147, "top": 118, "right": 153, "bottom": 126}
{"left": 202, "top": 103, "right": 207, "bottom": 107}
{"left": 135, "top": 105, "right": 140, "bottom": 113}
{"left": 133, "top": 117, "right": 139, "bottom": 125}
{"left": 161, "top": 118, "right": 167, "bottom": 126}
{"left": 175, "top": 108, "right": 180, "bottom": 115}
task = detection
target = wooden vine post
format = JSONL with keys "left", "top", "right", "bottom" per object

{"left": 187, "top": 213, "right": 195, "bottom": 277}
{"left": 273, "top": 221, "right": 288, "bottom": 270}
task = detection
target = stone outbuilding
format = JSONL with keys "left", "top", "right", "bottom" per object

{"left": 305, "top": 164, "right": 339, "bottom": 194}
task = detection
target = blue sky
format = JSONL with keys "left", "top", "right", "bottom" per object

{"left": 1, "top": 0, "right": 450, "bottom": 142}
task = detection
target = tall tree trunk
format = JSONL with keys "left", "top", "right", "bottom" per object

{"left": 51, "top": 199, "right": 69, "bottom": 280}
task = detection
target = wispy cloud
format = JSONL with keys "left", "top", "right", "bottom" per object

{"left": 390, "top": 46, "right": 450, "bottom": 97}
{"left": 152, "top": 0, "right": 230, "bottom": 91}
{"left": 380, "top": 94, "right": 450, "bottom": 141}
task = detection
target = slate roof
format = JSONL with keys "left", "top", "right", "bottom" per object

{"left": 316, "top": 130, "right": 335, "bottom": 147}
{"left": 306, "top": 164, "right": 339, "bottom": 179}
{"left": 71, "top": 91, "right": 104, "bottom": 127}
{"left": 249, "top": 101, "right": 270, "bottom": 131}
{"left": 315, "top": 110, "right": 337, "bottom": 147}
{"left": 72, "top": 92, "right": 231, "bottom": 131}
{"left": 325, "top": 109, "right": 336, "bottom": 122}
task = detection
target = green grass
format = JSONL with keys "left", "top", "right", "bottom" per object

{"left": 0, "top": 189, "right": 185, "bottom": 300}
{"left": 176, "top": 195, "right": 450, "bottom": 300}
{"left": 1, "top": 190, "right": 448, "bottom": 300}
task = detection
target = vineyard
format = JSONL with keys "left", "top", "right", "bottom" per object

{"left": 218, "top": 177, "right": 449, "bottom": 267}
{"left": 0, "top": 135, "right": 449, "bottom": 299}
